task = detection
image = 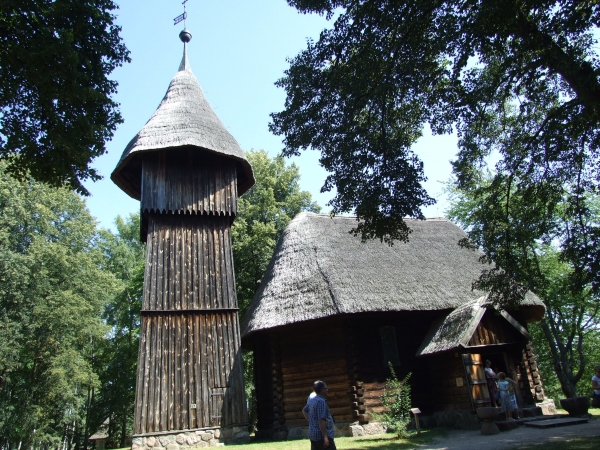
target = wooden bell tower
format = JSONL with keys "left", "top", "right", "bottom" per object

{"left": 111, "top": 29, "right": 254, "bottom": 445}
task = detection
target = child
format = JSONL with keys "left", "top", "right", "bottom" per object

{"left": 497, "top": 372, "right": 518, "bottom": 420}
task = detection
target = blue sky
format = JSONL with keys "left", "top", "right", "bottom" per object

{"left": 84, "top": 0, "right": 459, "bottom": 231}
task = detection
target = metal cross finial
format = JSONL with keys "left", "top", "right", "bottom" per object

{"left": 174, "top": 0, "right": 188, "bottom": 26}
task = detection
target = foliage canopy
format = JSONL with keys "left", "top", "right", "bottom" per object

{"left": 271, "top": 0, "right": 600, "bottom": 302}
{"left": 0, "top": 0, "right": 130, "bottom": 194}
{"left": 447, "top": 175, "right": 600, "bottom": 397}
{"left": 0, "top": 162, "right": 119, "bottom": 448}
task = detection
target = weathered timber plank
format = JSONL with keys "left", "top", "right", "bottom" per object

{"left": 141, "top": 151, "right": 237, "bottom": 215}
{"left": 152, "top": 316, "right": 161, "bottom": 432}
{"left": 133, "top": 320, "right": 144, "bottom": 433}
{"left": 173, "top": 315, "right": 180, "bottom": 430}
{"left": 168, "top": 315, "right": 174, "bottom": 430}
{"left": 182, "top": 223, "right": 190, "bottom": 310}
{"left": 214, "top": 226, "right": 222, "bottom": 309}
{"left": 200, "top": 314, "right": 209, "bottom": 427}
{"left": 281, "top": 374, "right": 349, "bottom": 389}
{"left": 174, "top": 226, "right": 182, "bottom": 310}
{"left": 160, "top": 315, "right": 168, "bottom": 431}
{"left": 284, "top": 406, "right": 351, "bottom": 420}
{"left": 167, "top": 224, "right": 175, "bottom": 310}
{"left": 181, "top": 315, "right": 190, "bottom": 429}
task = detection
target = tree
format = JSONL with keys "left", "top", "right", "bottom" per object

{"left": 0, "top": 0, "right": 130, "bottom": 195}
{"left": 90, "top": 214, "right": 144, "bottom": 448}
{"left": 446, "top": 175, "right": 600, "bottom": 398}
{"left": 232, "top": 150, "right": 321, "bottom": 316}
{"left": 0, "top": 162, "right": 119, "bottom": 448}
{"left": 270, "top": 0, "right": 600, "bottom": 301}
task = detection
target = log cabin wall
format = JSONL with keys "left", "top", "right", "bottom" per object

{"left": 249, "top": 312, "right": 544, "bottom": 437}
{"left": 424, "top": 352, "right": 473, "bottom": 412}
{"left": 252, "top": 334, "right": 275, "bottom": 437}
{"left": 349, "top": 312, "right": 439, "bottom": 417}
{"left": 277, "top": 319, "right": 352, "bottom": 429}
{"left": 250, "top": 312, "right": 441, "bottom": 435}
{"left": 133, "top": 152, "right": 247, "bottom": 435}
{"left": 521, "top": 342, "right": 545, "bottom": 402}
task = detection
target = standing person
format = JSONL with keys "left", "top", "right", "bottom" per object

{"left": 484, "top": 360, "right": 499, "bottom": 407}
{"left": 302, "top": 380, "right": 336, "bottom": 449}
{"left": 497, "top": 372, "right": 518, "bottom": 420}
{"left": 592, "top": 365, "right": 600, "bottom": 408}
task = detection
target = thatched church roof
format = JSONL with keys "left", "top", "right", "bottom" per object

{"left": 111, "top": 42, "right": 254, "bottom": 200}
{"left": 241, "top": 213, "right": 544, "bottom": 337}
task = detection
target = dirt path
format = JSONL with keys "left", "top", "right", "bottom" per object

{"left": 422, "top": 420, "right": 600, "bottom": 450}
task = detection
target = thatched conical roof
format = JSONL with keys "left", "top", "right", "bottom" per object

{"left": 241, "top": 213, "right": 544, "bottom": 337}
{"left": 111, "top": 42, "right": 255, "bottom": 200}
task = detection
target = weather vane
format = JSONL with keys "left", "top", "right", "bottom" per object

{"left": 174, "top": 0, "right": 188, "bottom": 26}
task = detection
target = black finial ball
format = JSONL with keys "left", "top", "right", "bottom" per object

{"left": 179, "top": 29, "right": 192, "bottom": 43}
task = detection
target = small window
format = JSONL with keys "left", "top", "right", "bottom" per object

{"left": 379, "top": 326, "right": 400, "bottom": 367}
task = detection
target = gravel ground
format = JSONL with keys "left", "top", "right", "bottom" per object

{"left": 421, "top": 420, "right": 600, "bottom": 450}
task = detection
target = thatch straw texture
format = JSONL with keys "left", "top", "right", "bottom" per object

{"left": 241, "top": 213, "right": 544, "bottom": 337}
{"left": 416, "top": 298, "right": 534, "bottom": 355}
{"left": 416, "top": 298, "right": 486, "bottom": 356}
{"left": 112, "top": 49, "right": 254, "bottom": 200}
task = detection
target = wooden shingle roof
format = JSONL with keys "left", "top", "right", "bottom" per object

{"left": 241, "top": 213, "right": 544, "bottom": 337}
{"left": 111, "top": 44, "right": 254, "bottom": 200}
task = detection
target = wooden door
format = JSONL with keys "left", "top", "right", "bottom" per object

{"left": 462, "top": 353, "right": 491, "bottom": 410}
{"left": 210, "top": 387, "right": 226, "bottom": 426}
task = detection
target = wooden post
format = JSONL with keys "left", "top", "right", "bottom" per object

{"left": 410, "top": 408, "right": 421, "bottom": 435}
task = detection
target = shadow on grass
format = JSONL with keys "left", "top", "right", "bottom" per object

{"left": 517, "top": 436, "right": 600, "bottom": 450}
{"left": 335, "top": 428, "right": 448, "bottom": 449}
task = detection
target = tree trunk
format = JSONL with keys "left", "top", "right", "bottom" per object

{"left": 120, "top": 405, "right": 128, "bottom": 448}
{"left": 540, "top": 319, "right": 578, "bottom": 397}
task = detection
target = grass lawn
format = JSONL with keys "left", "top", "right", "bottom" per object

{"left": 234, "top": 429, "right": 445, "bottom": 449}
{"left": 116, "top": 408, "right": 600, "bottom": 449}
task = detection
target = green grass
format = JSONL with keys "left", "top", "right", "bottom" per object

{"left": 233, "top": 429, "right": 445, "bottom": 449}
{"left": 115, "top": 408, "right": 600, "bottom": 449}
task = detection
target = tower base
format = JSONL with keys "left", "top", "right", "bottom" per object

{"left": 131, "top": 425, "right": 250, "bottom": 449}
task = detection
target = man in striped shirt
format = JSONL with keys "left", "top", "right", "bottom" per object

{"left": 302, "top": 380, "right": 335, "bottom": 449}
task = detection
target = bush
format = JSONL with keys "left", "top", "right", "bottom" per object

{"left": 375, "top": 364, "right": 412, "bottom": 437}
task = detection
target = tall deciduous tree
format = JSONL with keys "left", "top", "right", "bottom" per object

{"left": 0, "top": 0, "right": 130, "bottom": 194}
{"left": 90, "top": 214, "right": 144, "bottom": 448}
{"left": 446, "top": 175, "right": 600, "bottom": 397}
{"left": 0, "top": 162, "right": 118, "bottom": 448}
{"left": 271, "top": 0, "right": 600, "bottom": 302}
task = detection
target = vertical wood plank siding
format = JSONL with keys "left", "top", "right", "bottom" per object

{"left": 135, "top": 313, "right": 246, "bottom": 433}
{"left": 141, "top": 149, "right": 238, "bottom": 216}
{"left": 143, "top": 215, "right": 238, "bottom": 310}
{"left": 134, "top": 152, "right": 247, "bottom": 435}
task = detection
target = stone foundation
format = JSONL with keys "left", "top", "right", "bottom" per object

{"left": 131, "top": 426, "right": 250, "bottom": 449}
{"left": 280, "top": 421, "right": 388, "bottom": 440}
